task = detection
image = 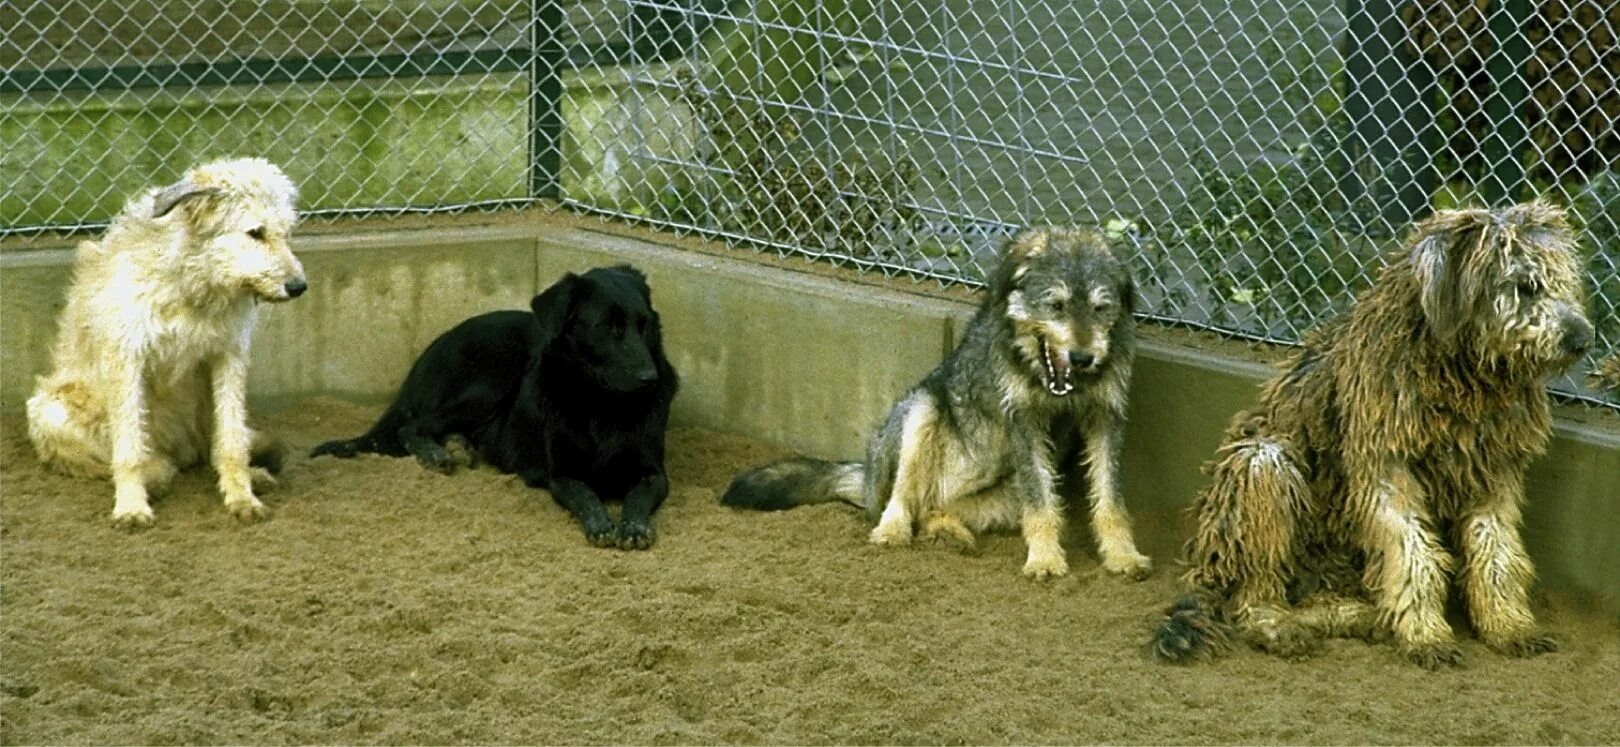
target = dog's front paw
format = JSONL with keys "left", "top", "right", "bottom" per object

{"left": 111, "top": 504, "right": 156, "bottom": 530}
{"left": 582, "top": 521, "right": 619, "bottom": 548}
{"left": 868, "top": 521, "right": 913, "bottom": 547}
{"left": 617, "top": 521, "right": 656, "bottom": 551}
{"left": 1021, "top": 552, "right": 1069, "bottom": 580}
{"left": 1487, "top": 631, "right": 1559, "bottom": 658}
{"left": 1102, "top": 551, "right": 1154, "bottom": 581}
{"left": 225, "top": 497, "right": 269, "bottom": 523}
{"left": 1401, "top": 642, "right": 1464, "bottom": 670}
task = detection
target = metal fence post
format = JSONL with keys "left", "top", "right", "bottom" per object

{"left": 531, "top": 0, "right": 564, "bottom": 199}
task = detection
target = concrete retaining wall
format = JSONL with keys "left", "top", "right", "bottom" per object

{"left": 3, "top": 218, "right": 1615, "bottom": 607}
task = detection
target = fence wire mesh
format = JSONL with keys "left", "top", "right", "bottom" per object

{"left": 2, "top": 0, "right": 1616, "bottom": 404}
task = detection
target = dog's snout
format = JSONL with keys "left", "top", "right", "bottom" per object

{"left": 1561, "top": 312, "right": 1593, "bottom": 357}
{"left": 1068, "top": 350, "right": 1096, "bottom": 370}
{"left": 636, "top": 367, "right": 660, "bottom": 384}
{"left": 284, "top": 278, "right": 308, "bottom": 298}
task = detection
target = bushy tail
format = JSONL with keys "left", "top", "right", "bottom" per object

{"left": 1151, "top": 589, "right": 1234, "bottom": 663}
{"left": 720, "top": 457, "right": 866, "bottom": 511}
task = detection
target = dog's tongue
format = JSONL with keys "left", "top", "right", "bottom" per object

{"left": 1042, "top": 340, "right": 1073, "bottom": 396}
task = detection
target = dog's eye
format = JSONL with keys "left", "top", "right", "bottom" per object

{"left": 1094, "top": 300, "right": 1114, "bottom": 312}
{"left": 1044, "top": 298, "right": 1065, "bottom": 313}
{"left": 247, "top": 227, "right": 266, "bottom": 241}
{"left": 1516, "top": 279, "right": 1540, "bottom": 299}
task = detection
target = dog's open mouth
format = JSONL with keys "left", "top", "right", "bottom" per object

{"left": 1039, "top": 338, "right": 1074, "bottom": 396}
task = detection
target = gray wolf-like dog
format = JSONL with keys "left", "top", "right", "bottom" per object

{"left": 27, "top": 157, "right": 306, "bottom": 528}
{"left": 722, "top": 227, "right": 1152, "bottom": 580}
{"left": 1152, "top": 201, "right": 1593, "bottom": 669}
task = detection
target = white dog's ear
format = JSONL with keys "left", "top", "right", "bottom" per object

{"left": 151, "top": 181, "right": 222, "bottom": 219}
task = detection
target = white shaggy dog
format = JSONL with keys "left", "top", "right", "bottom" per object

{"left": 26, "top": 157, "right": 306, "bottom": 528}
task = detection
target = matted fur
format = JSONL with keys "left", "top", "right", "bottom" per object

{"left": 1152, "top": 201, "right": 1594, "bottom": 668}
{"left": 723, "top": 228, "right": 1152, "bottom": 579}
{"left": 26, "top": 157, "right": 306, "bottom": 528}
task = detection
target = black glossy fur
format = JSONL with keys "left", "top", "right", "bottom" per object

{"left": 311, "top": 265, "right": 679, "bottom": 549}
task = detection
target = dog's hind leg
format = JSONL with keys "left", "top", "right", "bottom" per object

{"left": 1082, "top": 416, "right": 1152, "bottom": 580}
{"left": 1186, "top": 435, "right": 1317, "bottom": 658}
{"left": 868, "top": 394, "right": 937, "bottom": 547}
{"left": 1295, "top": 592, "right": 1384, "bottom": 642}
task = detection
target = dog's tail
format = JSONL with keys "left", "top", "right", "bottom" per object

{"left": 309, "top": 403, "right": 409, "bottom": 459}
{"left": 720, "top": 457, "right": 866, "bottom": 511}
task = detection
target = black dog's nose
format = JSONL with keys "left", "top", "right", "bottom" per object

{"left": 284, "top": 278, "right": 308, "bottom": 298}
{"left": 636, "top": 367, "right": 660, "bottom": 384}
{"left": 1068, "top": 350, "right": 1096, "bottom": 370}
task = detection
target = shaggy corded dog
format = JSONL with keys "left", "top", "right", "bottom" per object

{"left": 723, "top": 228, "right": 1152, "bottom": 580}
{"left": 27, "top": 157, "right": 306, "bottom": 528}
{"left": 1152, "top": 201, "right": 1593, "bottom": 668}
{"left": 311, "top": 266, "right": 679, "bottom": 550}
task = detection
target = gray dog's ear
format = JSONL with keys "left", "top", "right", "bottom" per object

{"left": 1411, "top": 225, "right": 1476, "bottom": 344}
{"left": 151, "top": 180, "right": 222, "bottom": 219}
{"left": 530, "top": 272, "right": 582, "bottom": 350}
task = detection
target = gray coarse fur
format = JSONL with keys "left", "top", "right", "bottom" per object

{"left": 722, "top": 227, "right": 1134, "bottom": 526}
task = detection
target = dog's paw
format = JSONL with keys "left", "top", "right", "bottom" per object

{"left": 414, "top": 450, "right": 458, "bottom": 475}
{"left": 583, "top": 521, "right": 619, "bottom": 548}
{"left": 868, "top": 521, "right": 913, "bottom": 547}
{"left": 225, "top": 497, "right": 270, "bottom": 524}
{"left": 1021, "top": 552, "right": 1069, "bottom": 580}
{"left": 1487, "top": 631, "right": 1559, "bottom": 658}
{"left": 111, "top": 504, "right": 156, "bottom": 530}
{"left": 249, "top": 467, "right": 280, "bottom": 494}
{"left": 1400, "top": 642, "right": 1464, "bottom": 670}
{"left": 617, "top": 522, "right": 656, "bottom": 551}
{"left": 920, "top": 513, "right": 979, "bottom": 555}
{"left": 1249, "top": 624, "right": 1322, "bottom": 661}
{"left": 1102, "top": 551, "right": 1154, "bottom": 581}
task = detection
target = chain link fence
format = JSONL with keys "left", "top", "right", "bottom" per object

{"left": 3, "top": 0, "right": 1616, "bottom": 404}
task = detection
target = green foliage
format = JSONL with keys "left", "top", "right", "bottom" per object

{"left": 669, "top": 68, "right": 921, "bottom": 258}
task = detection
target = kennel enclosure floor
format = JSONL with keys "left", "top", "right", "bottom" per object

{"left": 2, "top": 397, "right": 1617, "bottom": 744}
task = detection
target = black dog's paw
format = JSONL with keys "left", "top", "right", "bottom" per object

{"left": 617, "top": 521, "right": 656, "bottom": 551}
{"left": 414, "top": 449, "right": 459, "bottom": 475}
{"left": 582, "top": 521, "right": 619, "bottom": 548}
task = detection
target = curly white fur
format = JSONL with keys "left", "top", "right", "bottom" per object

{"left": 26, "top": 157, "right": 305, "bottom": 528}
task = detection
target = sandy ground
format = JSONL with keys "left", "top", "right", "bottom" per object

{"left": 2, "top": 397, "right": 1618, "bottom": 745}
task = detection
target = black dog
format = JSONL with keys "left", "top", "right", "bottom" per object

{"left": 311, "top": 265, "right": 679, "bottom": 549}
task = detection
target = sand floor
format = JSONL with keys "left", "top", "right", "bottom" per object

{"left": 2, "top": 397, "right": 1617, "bottom": 745}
